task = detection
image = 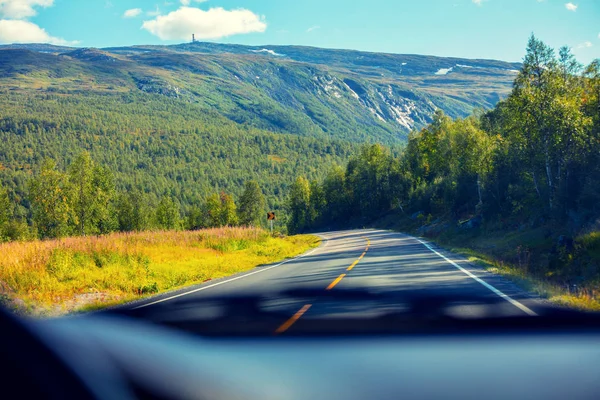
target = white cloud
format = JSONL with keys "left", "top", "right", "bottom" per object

{"left": 576, "top": 41, "right": 593, "bottom": 49}
{"left": 180, "top": 0, "right": 207, "bottom": 5}
{"left": 142, "top": 6, "right": 267, "bottom": 41}
{"left": 123, "top": 8, "right": 142, "bottom": 18}
{"left": 565, "top": 2, "right": 577, "bottom": 11}
{"left": 472, "top": 0, "right": 483, "bottom": 5}
{"left": 0, "top": 1, "right": 77, "bottom": 45}
{"left": 306, "top": 25, "right": 320, "bottom": 33}
{"left": 0, "top": 18, "right": 76, "bottom": 45}
{"left": 0, "top": 0, "right": 53, "bottom": 19}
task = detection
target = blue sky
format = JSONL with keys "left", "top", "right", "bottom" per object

{"left": 0, "top": 0, "right": 598, "bottom": 63}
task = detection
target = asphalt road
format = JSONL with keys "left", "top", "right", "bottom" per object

{"left": 126, "top": 229, "right": 546, "bottom": 334}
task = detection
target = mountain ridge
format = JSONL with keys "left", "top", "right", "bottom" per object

{"left": 0, "top": 41, "right": 520, "bottom": 142}
{"left": 0, "top": 41, "right": 522, "bottom": 67}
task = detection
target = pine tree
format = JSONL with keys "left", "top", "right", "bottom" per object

{"left": 238, "top": 181, "right": 266, "bottom": 227}
{"left": 219, "top": 192, "right": 238, "bottom": 227}
{"left": 205, "top": 193, "right": 222, "bottom": 228}
{"left": 116, "top": 190, "right": 152, "bottom": 232}
{"left": 287, "top": 176, "right": 311, "bottom": 234}
{"left": 156, "top": 197, "right": 180, "bottom": 230}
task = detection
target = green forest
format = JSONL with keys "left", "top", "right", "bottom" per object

{"left": 0, "top": 89, "right": 356, "bottom": 240}
{"left": 0, "top": 149, "right": 276, "bottom": 240}
{"left": 287, "top": 36, "right": 600, "bottom": 297}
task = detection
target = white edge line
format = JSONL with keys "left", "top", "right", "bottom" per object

{"left": 416, "top": 238, "right": 538, "bottom": 317}
{"left": 131, "top": 237, "right": 329, "bottom": 310}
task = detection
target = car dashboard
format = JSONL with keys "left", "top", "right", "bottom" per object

{"left": 3, "top": 309, "right": 599, "bottom": 400}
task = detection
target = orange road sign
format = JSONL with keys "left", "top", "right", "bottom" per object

{"left": 267, "top": 212, "right": 276, "bottom": 221}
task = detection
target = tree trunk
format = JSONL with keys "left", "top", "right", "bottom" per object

{"left": 565, "top": 166, "right": 570, "bottom": 211}
{"left": 79, "top": 180, "right": 85, "bottom": 236}
{"left": 397, "top": 202, "right": 406, "bottom": 215}
{"left": 557, "top": 160, "right": 563, "bottom": 214}
{"left": 544, "top": 143, "right": 553, "bottom": 210}
{"left": 532, "top": 171, "right": 541, "bottom": 199}
{"left": 476, "top": 173, "right": 483, "bottom": 208}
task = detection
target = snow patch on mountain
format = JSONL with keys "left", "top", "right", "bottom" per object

{"left": 389, "top": 103, "right": 417, "bottom": 130}
{"left": 455, "top": 64, "right": 521, "bottom": 74}
{"left": 250, "top": 49, "right": 284, "bottom": 57}
{"left": 455, "top": 64, "right": 483, "bottom": 69}
{"left": 369, "top": 107, "right": 386, "bottom": 122}
{"left": 435, "top": 67, "right": 453, "bottom": 75}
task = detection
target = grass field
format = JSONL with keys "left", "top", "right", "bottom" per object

{"left": 0, "top": 228, "right": 320, "bottom": 316}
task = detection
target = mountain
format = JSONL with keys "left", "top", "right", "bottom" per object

{"left": 0, "top": 41, "right": 520, "bottom": 211}
{"left": 0, "top": 42, "right": 520, "bottom": 143}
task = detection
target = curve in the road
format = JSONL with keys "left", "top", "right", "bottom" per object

{"left": 126, "top": 230, "right": 546, "bottom": 334}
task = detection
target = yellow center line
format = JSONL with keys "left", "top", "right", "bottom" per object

{"left": 326, "top": 273, "right": 347, "bottom": 290}
{"left": 275, "top": 304, "right": 312, "bottom": 334}
{"left": 274, "top": 236, "right": 371, "bottom": 334}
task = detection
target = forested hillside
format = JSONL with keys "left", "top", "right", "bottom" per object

{"left": 0, "top": 90, "right": 353, "bottom": 240}
{"left": 0, "top": 90, "right": 352, "bottom": 201}
{"left": 287, "top": 37, "right": 600, "bottom": 304}
{"left": 0, "top": 39, "right": 518, "bottom": 242}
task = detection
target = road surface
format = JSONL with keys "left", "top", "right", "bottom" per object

{"left": 126, "top": 230, "right": 545, "bottom": 333}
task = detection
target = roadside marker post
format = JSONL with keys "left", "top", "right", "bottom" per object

{"left": 267, "top": 212, "right": 276, "bottom": 234}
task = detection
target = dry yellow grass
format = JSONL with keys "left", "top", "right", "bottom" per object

{"left": 0, "top": 227, "right": 320, "bottom": 316}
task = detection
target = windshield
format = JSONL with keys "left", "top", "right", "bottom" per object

{"left": 0, "top": 0, "right": 599, "bottom": 334}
